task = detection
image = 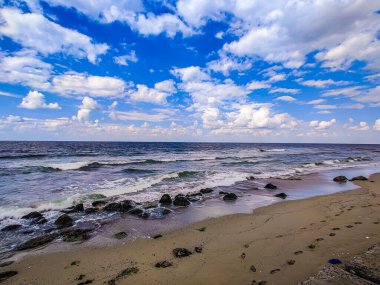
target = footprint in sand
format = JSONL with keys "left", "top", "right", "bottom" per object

{"left": 287, "top": 259, "right": 295, "bottom": 265}
{"left": 316, "top": 238, "right": 324, "bottom": 242}
{"left": 346, "top": 225, "right": 353, "bottom": 228}
{"left": 308, "top": 244, "right": 316, "bottom": 249}
{"left": 332, "top": 227, "right": 340, "bottom": 230}
{"left": 374, "top": 222, "right": 379, "bottom": 224}
{"left": 294, "top": 251, "right": 303, "bottom": 255}
{"left": 354, "top": 222, "right": 362, "bottom": 224}
{"left": 329, "top": 233, "right": 336, "bottom": 237}
{"left": 270, "top": 269, "right": 280, "bottom": 274}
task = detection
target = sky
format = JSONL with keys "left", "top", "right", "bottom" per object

{"left": 0, "top": 0, "right": 379, "bottom": 143}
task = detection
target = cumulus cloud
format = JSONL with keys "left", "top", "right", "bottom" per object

{"left": 309, "top": 119, "right": 336, "bottom": 130}
{"left": 52, "top": 72, "right": 127, "bottom": 98}
{"left": 349, "top": 121, "right": 370, "bottom": 131}
{"left": 0, "top": 8, "right": 109, "bottom": 63}
{"left": 171, "top": 66, "right": 210, "bottom": 82}
{"left": 374, "top": 119, "right": 380, "bottom": 131}
{"left": 74, "top": 97, "right": 100, "bottom": 122}
{"left": 130, "top": 80, "right": 176, "bottom": 104}
{"left": 246, "top": 80, "right": 271, "bottom": 91}
{"left": 19, "top": 90, "right": 61, "bottom": 110}
{"left": 207, "top": 54, "right": 252, "bottom": 76}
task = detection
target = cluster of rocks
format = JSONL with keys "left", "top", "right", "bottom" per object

{"left": 333, "top": 175, "right": 368, "bottom": 183}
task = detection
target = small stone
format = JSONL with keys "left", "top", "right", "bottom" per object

{"left": 250, "top": 265, "right": 257, "bottom": 272}
{"left": 223, "top": 193, "right": 237, "bottom": 201}
{"left": 173, "top": 248, "right": 192, "bottom": 258}
{"left": 113, "top": 232, "right": 127, "bottom": 239}
{"left": 55, "top": 214, "right": 73, "bottom": 229}
{"left": 264, "top": 183, "right": 277, "bottom": 190}
{"left": 159, "top": 194, "right": 172, "bottom": 205}
{"left": 155, "top": 260, "right": 173, "bottom": 268}
{"left": 287, "top": 259, "right": 295, "bottom": 265}
{"left": 333, "top": 176, "right": 348, "bottom": 183}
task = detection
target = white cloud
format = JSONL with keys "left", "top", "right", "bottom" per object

{"left": 276, "top": 96, "right": 296, "bottom": 102}
{"left": 19, "top": 90, "right": 61, "bottom": 110}
{"left": 349, "top": 121, "right": 370, "bottom": 131}
{"left": 52, "top": 72, "right": 127, "bottom": 98}
{"left": 215, "top": 31, "right": 224, "bottom": 39}
{"left": 314, "top": 104, "right": 337, "bottom": 110}
{"left": 323, "top": 86, "right": 363, "bottom": 97}
{"left": 0, "top": 91, "right": 21, "bottom": 98}
{"left": 0, "top": 8, "right": 109, "bottom": 63}
{"left": 354, "top": 86, "right": 380, "bottom": 103}
{"left": 299, "top": 79, "right": 350, "bottom": 88}
{"left": 309, "top": 119, "right": 336, "bottom": 130}
{"left": 374, "top": 119, "right": 380, "bottom": 131}
{"left": 269, "top": 88, "right": 299, "bottom": 94}
{"left": 317, "top": 110, "right": 331, "bottom": 114}
{"left": 207, "top": 54, "right": 252, "bottom": 76}
{"left": 307, "top": 99, "right": 325, "bottom": 105}
{"left": 171, "top": 66, "right": 210, "bottom": 82}
{"left": 246, "top": 80, "right": 271, "bottom": 91}
{"left": 74, "top": 97, "right": 100, "bottom": 122}
{"left": 114, "top": 50, "right": 138, "bottom": 66}
{"left": 110, "top": 111, "right": 170, "bottom": 122}
{"left": 0, "top": 50, "right": 52, "bottom": 89}
{"left": 129, "top": 80, "right": 176, "bottom": 104}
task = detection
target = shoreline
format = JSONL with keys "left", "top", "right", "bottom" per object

{"left": 1, "top": 172, "right": 379, "bottom": 284}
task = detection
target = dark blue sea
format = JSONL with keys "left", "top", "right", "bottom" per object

{"left": 0, "top": 142, "right": 379, "bottom": 257}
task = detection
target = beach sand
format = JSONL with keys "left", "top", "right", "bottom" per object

{"left": 2, "top": 173, "right": 380, "bottom": 285}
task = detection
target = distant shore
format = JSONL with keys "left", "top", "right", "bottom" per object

{"left": 1, "top": 172, "right": 379, "bottom": 284}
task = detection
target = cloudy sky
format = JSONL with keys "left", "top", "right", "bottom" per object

{"left": 0, "top": 0, "right": 379, "bottom": 142}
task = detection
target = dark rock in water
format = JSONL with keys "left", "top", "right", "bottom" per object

{"left": 173, "top": 194, "right": 190, "bottom": 207}
{"left": 103, "top": 200, "right": 136, "bottom": 212}
{"left": 84, "top": 207, "right": 97, "bottom": 214}
{"left": 274, "top": 192, "right": 287, "bottom": 199}
{"left": 200, "top": 188, "right": 213, "bottom": 194}
{"left": 0, "top": 270, "right": 18, "bottom": 283}
{"left": 246, "top": 176, "right": 255, "bottom": 180}
{"left": 21, "top": 229, "right": 34, "bottom": 234}
{"left": 92, "top": 200, "right": 107, "bottom": 207}
{"left": 0, "top": 261, "right": 14, "bottom": 268}
{"left": 143, "top": 202, "right": 158, "bottom": 209}
{"left": 67, "top": 203, "right": 84, "bottom": 213}
{"left": 113, "top": 232, "right": 127, "bottom": 239}
{"left": 350, "top": 176, "right": 368, "bottom": 181}
{"left": 128, "top": 208, "right": 144, "bottom": 216}
{"left": 223, "top": 193, "right": 237, "bottom": 201}
{"left": 17, "top": 234, "right": 56, "bottom": 250}
{"left": 219, "top": 191, "right": 228, "bottom": 195}
{"left": 195, "top": 246, "right": 203, "bottom": 253}
{"left": 1, "top": 224, "right": 22, "bottom": 231}
{"left": 173, "top": 248, "right": 192, "bottom": 258}
{"left": 159, "top": 194, "right": 172, "bottom": 205}
{"left": 55, "top": 214, "right": 73, "bottom": 229}
{"left": 161, "top": 207, "right": 172, "bottom": 215}
{"left": 60, "top": 229, "right": 92, "bottom": 242}
{"left": 22, "top": 211, "right": 43, "bottom": 220}
{"left": 333, "top": 176, "right": 348, "bottom": 183}
{"left": 155, "top": 260, "right": 173, "bottom": 268}
{"left": 265, "top": 183, "right": 277, "bottom": 190}
{"left": 140, "top": 212, "right": 150, "bottom": 219}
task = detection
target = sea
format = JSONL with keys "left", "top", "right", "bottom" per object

{"left": 0, "top": 141, "right": 379, "bottom": 258}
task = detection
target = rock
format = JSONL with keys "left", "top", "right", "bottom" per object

{"left": 17, "top": 234, "right": 56, "bottom": 250}
{"left": 195, "top": 246, "right": 203, "bottom": 253}
{"left": 159, "top": 194, "right": 172, "bottom": 205}
{"left": 153, "top": 234, "right": 162, "bottom": 239}
{"left": 84, "top": 207, "right": 97, "bottom": 214}
{"left": 333, "top": 176, "right": 348, "bottom": 183}
{"left": 197, "top": 227, "right": 206, "bottom": 232}
{"left": 113, "top": 232, "right": 127, "bottom": 239}
{"left": 55, "top": 214, "right": 73, "bottom": 228}
{"left": 246, "top": 176, "right": 255, "bottom": 180}
{"left": 173, "top": 248, "right": 192, "bottom": 258}
{"left": 350, "top": 176, "right": 368, "bottom": 181}
{"left": 223, "top": 193, "right": 237, "bottom": 201}
{"left": 128, "top": 208, "right": 144, "bottom": 216}
{"left": 143, "top": 202, "right": 158, "bottom": 209}
{"left": 60, "top": 229, "right": 92, "bottom": 242}
{"left": 33, "top": 217, "right": 48, "bottom": 225}
{"left": 173, "top": 195, "right": 190, "bottom": 207}
{"left": 200, "top": 188, "right": 213, "bottom": 194}
{"left": 0, "top": 261, "right": 14, "bottom": 267}
{"left": 92, "top": 200, "right": 107, "bottom": 207}
{"left": 1, "top": 224, "right": 22, "bottom": 231}
{"left": 0, "top": 271, "right": 18, "bottom": 283}
{"left": 264, "top": 183, "right": 277, "bottom": 190}
{"left": 155, "top": 260, "right": 173, "bottom": 268}
{"left": 21, "top": 211, "right": 43, "bottom": 220}
{"left": 140, "top": 212, "right": 150, "bottom": 219}
{"left": 103, "top": 200, "right": 136, "bottom": 212}
{"left": 274, "top": 192, "right": 287, "bottom": 199}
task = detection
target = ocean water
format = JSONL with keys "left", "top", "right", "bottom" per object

{"left": 0, "top": 142, "right": 379, "bottom": 256}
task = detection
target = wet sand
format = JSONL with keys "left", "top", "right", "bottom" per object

{"left": 2, "top": 173, "right": 380, "bottom": 284}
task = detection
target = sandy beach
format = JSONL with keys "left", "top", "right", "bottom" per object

{"left": 1, "top": 173, "right": 379, "bottom": 285}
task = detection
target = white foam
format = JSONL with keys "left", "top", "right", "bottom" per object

{"left": 47, "top": 161, "right": 91, "bottom": 170}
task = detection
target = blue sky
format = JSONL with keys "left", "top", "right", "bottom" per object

{"left": 0, "top": 0, "right": 379, "bottom": 142}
